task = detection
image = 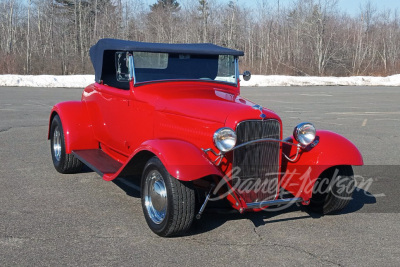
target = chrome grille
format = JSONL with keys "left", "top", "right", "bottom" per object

{"left": 233, "top": 120, "right": 281, "bottom": 203}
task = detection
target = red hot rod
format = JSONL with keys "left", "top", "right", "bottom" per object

{"left": 49, "top": 38, "right": 363, "bottom": 237}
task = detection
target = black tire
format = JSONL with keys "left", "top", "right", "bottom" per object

{"left": 308, "top": 165, "right": 355, "bottom": 215}
{"left": 141, "top": 157, "right": 195, "bottom": 237}
{"left": 50, "top": 115, "right": 83, "bottom": 174}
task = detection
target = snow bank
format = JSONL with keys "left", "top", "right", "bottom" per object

{"left": 240, "top": 74, "right": 400, "bottom": 87}
{"left": 0, "top": 75, "right": 95, "bottom": 88}
{"left": 0, "top": 74, "right": 400, "bottom": 88}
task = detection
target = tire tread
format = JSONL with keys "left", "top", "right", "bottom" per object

{"left": 308, "top": 165, "right": 355, "bottom": 215}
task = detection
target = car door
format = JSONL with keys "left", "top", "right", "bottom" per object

{"left": 85, "top": 51, "right": 135, "bottom": 157}
{"left": 92, "top": 83, "right": 134, "bottom": 156}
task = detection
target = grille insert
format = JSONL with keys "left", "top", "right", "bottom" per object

{"left": 232, "top": 120, "right": 281, "bottom": 203}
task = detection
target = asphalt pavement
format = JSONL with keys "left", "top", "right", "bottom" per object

{"left": 0, "top": 85, "right": 399, "bottom": 266}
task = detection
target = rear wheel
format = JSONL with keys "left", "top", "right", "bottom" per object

{"left": 141, "top": 157, "right": 195, "bottom": 237}
{"left": 50, "top": 115, "right": 83, "bottom": 173}
{"left": 308, "top": 165, "right": 355, "bottom": 214}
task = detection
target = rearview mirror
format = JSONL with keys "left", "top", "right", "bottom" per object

{"left": 243, "top": 71, "right": 251, "bottom": 81}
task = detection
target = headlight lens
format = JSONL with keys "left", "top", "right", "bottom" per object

{"left": 293, "top": 122, "right": 316, "bottom": 146}
{"left": 213, "top": 127, "right": 237, "bottom": 153}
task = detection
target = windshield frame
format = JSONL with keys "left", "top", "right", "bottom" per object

{"left": 131, "top": 52, "right": 239, "bottom": 87}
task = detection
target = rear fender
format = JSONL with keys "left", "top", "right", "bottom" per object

{"left": 121, "top": 139, "right": 224, "bottom": 181}
{"left": 48, "top": 101, "right": 97, "bottom": 153}
{"left": 281, "top": 130, "right": 363, "bottom": 201}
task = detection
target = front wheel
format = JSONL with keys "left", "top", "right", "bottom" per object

{"left": 141, "top": 157, "right": 195, "bottom": 237}
{"left": 308, "top": 165, "right": 355, "bottom": 214}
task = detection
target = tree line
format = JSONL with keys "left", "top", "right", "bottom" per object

{"left": 1, "top": 0, "right": 399, "bottom": 76}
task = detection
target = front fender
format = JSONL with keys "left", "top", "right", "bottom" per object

{"left": 48, "top": 101, "right": 97, "bottom": 154}
{"left": 132, "top": 139, "right": 223, "bottom": 181}
{"left": 281, "top": 130, "right": 363, "bottom": 201}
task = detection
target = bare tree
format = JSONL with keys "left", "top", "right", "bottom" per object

{"left": 0, "top": 0, "right": 400, "bottom": 76}
{"left": 198, "top": 0, "right": 209, "bottom": 42}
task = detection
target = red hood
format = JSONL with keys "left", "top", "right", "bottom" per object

{"left": 134, "top": 81, "right": 281, "bottom": 126}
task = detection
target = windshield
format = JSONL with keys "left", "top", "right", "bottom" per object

{"left": 132, "top": 52, "right": 237, "bottom": 85}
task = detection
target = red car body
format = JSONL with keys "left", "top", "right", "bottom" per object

{"left": 49, "top": 39, "right": 363, "bottom": 236}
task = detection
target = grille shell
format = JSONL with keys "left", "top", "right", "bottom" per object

{"left": 232, "top": 120, "right": 281, "bottom": 203}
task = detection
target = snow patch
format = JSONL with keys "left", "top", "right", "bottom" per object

{"left": 0, "top": 75, "right": 95, "bottom": 88}
{"left": 0, "top": 74, "right": 399, "bottom": 88}
{"left": 240, "top": 74, "right": 400, "bottom": 87}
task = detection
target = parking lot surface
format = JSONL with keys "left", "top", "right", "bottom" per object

{"left": 1, "top": 86, "right": 399, "bottom": 266}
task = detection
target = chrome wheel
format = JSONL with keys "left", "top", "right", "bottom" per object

{"left": 141, "top": 157, "right": 195, "bottom": 236}
{"left": 143, "top": 170, "right": 168, "bottom": 224}
{"left": 53, "top": 126, "right": 62, "bottom": 162}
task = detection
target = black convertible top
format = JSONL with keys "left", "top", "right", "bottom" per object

{"left": 89, "top": 38, "right": 244, "bottom": 83}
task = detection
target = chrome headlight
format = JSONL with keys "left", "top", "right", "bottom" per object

{"left": 213, "top": 127, "right": 237, "bottom": 153}
{"left": 293, "top": 122, "right": 316, "bottom": 146}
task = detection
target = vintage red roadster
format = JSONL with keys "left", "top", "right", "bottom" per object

{"left": 49, "top": 38, "right": 363, "bottom": 237}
